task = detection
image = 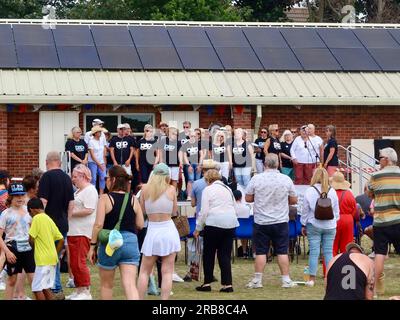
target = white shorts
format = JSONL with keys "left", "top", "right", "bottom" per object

{"left": 169, "top": 166, "right": 180, "bottom": 181}
{"left": 31, "top": 265, "right": 56, "bottom": 292}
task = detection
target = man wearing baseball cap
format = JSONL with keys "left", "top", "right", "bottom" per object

{"left": 324, "top": 242, "right": 375, "bottom": 300}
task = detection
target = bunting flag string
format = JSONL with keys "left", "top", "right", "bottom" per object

{"left": 234, "top": 105, "right": 244, "bottom": 116}
{"left": 84, "top": 104, "right": 94, "bottom": 111}
{"left": 6, "top": 104, "right": 13, "bottom": 112}
{"left": 18, "top": 104, "right": 28, "bottom": 113}
{"left": 206, "top": 105, "right": 213, "bottom": 116}
{"left": 216, "top": 105, "right": 225, "bottom": 116}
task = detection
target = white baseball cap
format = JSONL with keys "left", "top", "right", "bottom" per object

{"left": 117, "top": 124, "right": 126, "bottom": 129}
{"left": 92, "top": 118, "right": 104, "bottom": 124}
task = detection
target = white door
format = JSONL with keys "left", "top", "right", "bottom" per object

{"left": 161, "top": 111, "right": 199, "bottom": 131}
{"left": 350, "top": 139, "right": 375, "bottom": 196}
{"left": 39, "top": 111, "right": 80, "bottom": 171}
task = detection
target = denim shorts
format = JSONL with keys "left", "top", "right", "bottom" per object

{"left": 97, "top": 231, "right": 140, "bottom": 270}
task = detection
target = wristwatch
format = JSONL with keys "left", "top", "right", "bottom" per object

{"left": 90, "top": 242, "right": 97, "bottom": 246}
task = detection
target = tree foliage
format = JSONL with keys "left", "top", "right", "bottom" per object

{"left": 234, "top": 0, "right": 300, "bottom": 22}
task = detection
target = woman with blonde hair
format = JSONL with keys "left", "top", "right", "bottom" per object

{"left": 137, "top": 124, "right": 159, "bottom": 184}
{"left": 209, "top": 129, "right": 232, "bottom": 180}
{"left": 280, "top": 130, "right": 294, "bottom": 180}
{"left": 67, "top": 165, "right": 98, "bottom": 300}
{"left": 137, "top": 163, "right": 180, "bottom": 300}
{"left": 300, "top": 168, "right": 340, "bottom": 287}
{"left": 193, "top": 169, "right": 239, "bottom": 293}
{"left": 65, "top": 127, "right": 88, "bottom": 170}
{"left": 158, "top": 127, "right": 181, "bottom": 188}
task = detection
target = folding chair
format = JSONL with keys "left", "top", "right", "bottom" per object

{"left": 184, "top": 217, "right": 197, "bottom": 264}
{"left": 233, "top": 216, "right": 254, "bottom": 263}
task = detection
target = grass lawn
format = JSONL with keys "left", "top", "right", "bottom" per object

{"left": 2, "top": 237, "right": 400, "bottom": 300}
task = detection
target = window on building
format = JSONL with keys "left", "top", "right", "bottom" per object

{"left": 85, "top": 114, "right": 155, "bottom": 136}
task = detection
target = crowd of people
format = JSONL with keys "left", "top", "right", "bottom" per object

{"left": 0, "top": 117, "right": 399, "bottom": 301}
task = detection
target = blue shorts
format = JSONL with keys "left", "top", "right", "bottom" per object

{"left": 97, "top": 231, "right": 140, "bottom": 270}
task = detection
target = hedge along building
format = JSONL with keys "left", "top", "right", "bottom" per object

{"left": 1, "top": 19, "right": 400, "bottom": 194}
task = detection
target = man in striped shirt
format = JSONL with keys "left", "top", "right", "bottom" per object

{"left": 368, "top": 147, "right": 400, "bottom": 296}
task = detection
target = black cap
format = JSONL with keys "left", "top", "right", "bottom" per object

{"left": 8, "top": 182, "right": 26, "bottom": 196}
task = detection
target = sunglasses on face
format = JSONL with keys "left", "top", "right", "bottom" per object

{"left": 291, "top": 131, "right": 296, "bottom": 134}
{"left": 183, "top": 126, "right": 190, "bottom": 129}
{"left": 261, "top": 131, "right": 267, "bottom": 134}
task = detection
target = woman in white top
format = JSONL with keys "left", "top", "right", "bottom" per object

{"left": 137, "top": 163, "right": 180, "bottom": 300}
{"left": 301, "top": 168, "right": 340, "bottom": 287}
{"left": 88, "top": 126, "right": 107, "bottom": 195}
{"left": 193, "top": 169, "right": 239, "bottom": 293}
{"left": 67, "top": 165, "right": 98, "bottom": 300}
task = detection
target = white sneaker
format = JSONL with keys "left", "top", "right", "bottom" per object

{"left": 305, "top": 280, "right": 315, "bottom": 287}
{"left": 0, "top": 280, "right": 6, "bottom": 291}
{"left": 172, "top": 273, "right": 184, "bottom": 283}
{"left": 246, "top": 278, "right": 263, "bottom": 289}
{"left": 368, "top": 252, "right": 375, "bottom": 259}
{"left": 170, "top": 291, "right": 174, "bottom": 296}
{"left": 66, "top": 278, "right": 76, "bottom": 288}
{"left": 187, "top": 196, "right": 192, "bottom": 201}
{"left": 66, "top": 292, "right": 78, "bottom": 300}
{"left": 70, "top": 291, "right": 93, "bottom": 300}
{"left": 282, "top": 280, "right": 298, "bottom": 288}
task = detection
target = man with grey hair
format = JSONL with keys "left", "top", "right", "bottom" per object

{"left": 368, "top": 147, "right": 400, "bottom": 297}
{"left": 38, "top": 151, "right": 74, "bottom": 299}
{"left": 245, "top": 153, "right": 298, "bottom": 289}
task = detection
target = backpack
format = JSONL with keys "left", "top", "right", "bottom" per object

{"left": 313, "top": 186, "right": 334, "bottom": 220}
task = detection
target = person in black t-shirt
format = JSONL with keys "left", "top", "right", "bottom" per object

{"left": 263, "top": 124, "right": 282, "bottom": 168}
{"left": 38, "top": 151, "right": 74, "bottom": 295}
{"left": 158, "top": 127, "right": 182, "bottom": 188}
{"left": 232, "top": 128, "right": 253, "bottom": 188}
{"left": 323, "top": 125, "right": 339, "bottom": 177}
{"left": 280, "top": 130, "right": 295, "bottom": 181}
{"left": 209, "top": 129, "right": 232, "bottom": 180}
{"left": 109, "top": 124, "right": 135, "bottom": 176}
{"left": 179, "top": 121, "right": 191, "bottom": 196}
{"left": 254, "top": 127, "right": 268, "bottom": 174}
{"left": 180, "top": 130, "right": 205, "bottom": 200}
{"left": 65, "top": 127, "right": 88, "bottom": 170}
{"left": 137, "top": 124, "right": 159, "bottom": 184}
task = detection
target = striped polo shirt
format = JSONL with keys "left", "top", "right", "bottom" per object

{"left": 368, "top": 165, "right": 400, "bottom": 227}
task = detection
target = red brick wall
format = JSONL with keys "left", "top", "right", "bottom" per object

{"left": 261, "top": 106, "right": 400, "bottom": 147}
{"left": 0, "top": 107, "right": 7, "bottom": 170}
{"left": 199, "top": 106, "right": 232, "bottom": 129}
{"left": 7, "top": 112, "right": 39, "bottom": 177}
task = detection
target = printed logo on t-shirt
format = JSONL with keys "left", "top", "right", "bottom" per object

{"left": 140, "top": 143, "right": 153, "bottom": 151}
{"left": 116, "top": 141, "right": 129, "bottom": 149}
{"left": 233, "top": 147, "right": 245, "bottom": 154}
{"left": 164, "top": 144, "right": 176, "bottom": 152}
{"left": 187, "top": 147, "right": 199, "bottom": 155}
{"left": 181, "top": 138, "right": 189, "bottom": 145}
{"left": 273, "top": 142, "right": 282, "bottom": 150}
{"left": 75, "top": 145, "right": 85, "bottom": 152}
{"left": 258, "top": 142, "right": 265, "bottom": 148}
{"left": 213, "top": 146, "right": 225, "bottom": 154}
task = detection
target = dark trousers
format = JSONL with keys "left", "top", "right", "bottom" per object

{"left": 203, "top": 226, "right": 235, "bottom": 286}
{"left": 140, "top": 162, "right": 153, "bottom": 184}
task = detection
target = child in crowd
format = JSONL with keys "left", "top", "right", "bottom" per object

{"left": 0, "top": 183, "right": 35, "bottom": 300}
{"left": 28, "top": 198, "right": 64, "bottom": 300}
{"left": 233, "top": 190, "right": 251, "bottom": 258}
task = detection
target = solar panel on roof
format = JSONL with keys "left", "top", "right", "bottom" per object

{"left": 16, "top": 45, "right": 59, "bottom": 68}
{"left": 316, "top": 28, "right": 363, "bottom": 49}
{"left": 130, "top": 26, "right": 173, "bottom": 47}
{"left": 388, "top": 29, "right": 400, "bottom": 46}
{"left": 292, "top": 48, "right": 341, "bottom": 71}
{"left": 205, "top": 27, "right": 249, "bottom": 47}
{"left": 0, "top": 45, "right": 18, "bottom": 68}
{"left": 0, "top": 25, "right": 14, "bottom": 45}
{"left": 368, "top": 48, "right": 400, "bottom": 71}
{"left": 353, "top": 29, "right": 399, "bottom": 48}
{"left": 330, "top": 48, "right": 380, "bottom": 71}
{"left": 253, "top": 47, "right": 302, "bottom": 70}
{"left": 175, "top": 47, "right": 223, "bottom": 70}
{"left": 280, "top": 28, "right": 326, "bottom": 48}
{"left": 57, "top": 46, "right": 101, "bottom": 69}
{"left": 168, "top": 27, "right": 212, "bottom": 47}
{"left": 137, "top": 47, "right": 183, "bottom": 69}
{"left": 214, "top": 47, "right": 263, "bottom": 70}
{"left": 97, "top": 46, "right": 142, "bottom": 69}
{"left": 243, "top": 27, "right": 289, "bottom": 48}
{"left": 13, "top": 24, "right": 54, "bottom": 46}
{"left": 53, "top": 25, "right": 94, "bottom": 46}
{"left": 91, "top": 25, "right": 134, "bottom": 46}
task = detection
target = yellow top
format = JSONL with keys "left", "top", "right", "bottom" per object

{"left": 29, "top": 213, "right": 63, "bottom": 266}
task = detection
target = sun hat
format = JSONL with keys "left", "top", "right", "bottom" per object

{"left": 92, "top": 118, "right": 104, "bottom": 124}
{"left": 346, "top": 242, "right": 365, "bottom": 254}
{"left": 105, "top": 229, "right": 124, "bottom": 257}
{"left": 330, "top": 171, "right": 351, "bottom": 190}
{"left": 153, "top": 163, "right": 170, "bottom": 176}
{"left": 202, "top": 159, "right": 220, "bottom": 170}
{"left": 91, "top": 126, "right": 103, "bottom": 135}
{"left": 8, "top": 182, "right": 26, "bottom": 196}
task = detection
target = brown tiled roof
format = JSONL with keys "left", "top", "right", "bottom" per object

{"left": 285, "top": 7, "right": 310, "bottom": 22}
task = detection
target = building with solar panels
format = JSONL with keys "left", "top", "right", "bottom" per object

{"left": 0, "top": 19, "right": 400, "bottom": 194}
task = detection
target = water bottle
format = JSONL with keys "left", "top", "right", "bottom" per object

{"left": 303, "top": 266, "right": 310, "bottom": 282}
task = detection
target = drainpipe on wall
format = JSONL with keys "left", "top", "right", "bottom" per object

{"left": 254, "top": 105, "right": 263, "bottom": 141}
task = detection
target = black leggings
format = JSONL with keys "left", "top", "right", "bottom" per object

{"left": 203, "top": 226, "right": 235, "bottom": 286}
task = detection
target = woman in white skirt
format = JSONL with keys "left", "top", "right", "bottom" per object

{"left": 137, "top": 163, "right": 181, "bottom": 300}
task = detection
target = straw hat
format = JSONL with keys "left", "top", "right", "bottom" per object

{"left": 202, "top": 159, "right": 220, "bottom": 170}
{"left": 330, "top": 171, "right": 351, "bottom": 190}
{"left": 91, "top": 125, "right": 104, "bottom": 135}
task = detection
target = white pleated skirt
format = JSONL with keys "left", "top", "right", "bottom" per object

{"left": 141, "top": 220, "right": 181, "bottom": 257}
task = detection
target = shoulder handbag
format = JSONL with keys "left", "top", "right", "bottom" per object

{"left": 98, "top": 193, "right": 129, "bottom": 245}
{"left": 313, "top": 186, "right": 334, "bottom": 221}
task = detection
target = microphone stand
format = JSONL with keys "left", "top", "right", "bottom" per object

{"left": 305, "top": 133, "right": 320, "bottom": 169}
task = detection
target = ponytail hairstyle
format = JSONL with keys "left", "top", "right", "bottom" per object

{"left": 108, "top": 166, "right": 130, "bottom": 192}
